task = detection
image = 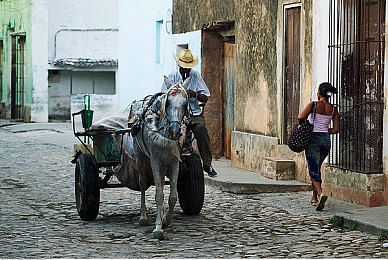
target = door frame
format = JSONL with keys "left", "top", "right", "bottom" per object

{"left": 221, "top": 40, "right": 235, "bottom": 158}
{"left": 280, "top": 2, "right": 304, "bottom": 144}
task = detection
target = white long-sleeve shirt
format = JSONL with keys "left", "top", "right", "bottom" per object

{"left": 161, "top": 69, "right": 210, "bottom": 116}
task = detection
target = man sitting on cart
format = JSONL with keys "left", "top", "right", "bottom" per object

{"left": 161, "top": 48, "right": 217, "bottom": 177}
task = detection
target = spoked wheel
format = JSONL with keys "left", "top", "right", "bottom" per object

{"left": 75, "top": 153, "right": 100, "bottom": 221}
{"left": 178, "top": 150, "right": 205, "bottom": 215}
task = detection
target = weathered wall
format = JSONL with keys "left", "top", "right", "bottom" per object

{"left": 235, "top": 1, "right": 278, "bottom": 136}
{"left": 48, "top": 0, "right": 119, "bottom": 121}
{"left": 172, "top": 0, "right": 313, "bottom": 182}
{"left": 0, "top": 0, "right": 33, "bottom": 120}
{"left": 31, "top": 0, "right": 49, "bottom": 122}
{"left": 172, "top": 0, "right": 234, "bottom": 33}
{"left": 324, "top": 167, "right": 385, "bottom": 207}
{"left": 48, "top": 71, "right": 71, "bottom": 120}
{"left": 383, "top": 0, "right": 388, "bottom": 205}
{"left": 202, "top": 30, "right": 223, "bottom": 156}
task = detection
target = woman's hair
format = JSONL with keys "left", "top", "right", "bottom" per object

{"left": 319, "top": 82, "right": 338, "bottom": 98}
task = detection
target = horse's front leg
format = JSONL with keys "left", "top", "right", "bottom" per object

{"left": 152, "top": 162, "right": 165, "bottom": 239}
{"left": 137, "top": 156, "right": 149, "bottom": 226}
{"left": 163, "top": 161, "right": 179, "bottom": 227}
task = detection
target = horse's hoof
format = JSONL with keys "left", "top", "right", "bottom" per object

{"left": 139, "top": 218, "right": 149, "bottom": 226}
{"left": 162, "top": 217, "right": 171, "bottom": 228}
{"left": 153, "top": 230, "right": 164, "bottom": 240}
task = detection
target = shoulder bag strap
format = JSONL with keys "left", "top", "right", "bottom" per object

{"left": 310, "top": 101, "right": 317, "bottom": 123}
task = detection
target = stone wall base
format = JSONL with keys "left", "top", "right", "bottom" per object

{"left": 231, "top": 131, "right": 309, "bottom": 182}
{"left": 0, "top": 101, "right": 7, "bottom": 119}
{"left": 324, "top": 166, "right": 386, "bottom": 207}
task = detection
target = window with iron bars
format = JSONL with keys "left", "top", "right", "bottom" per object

{"left": 11, "top": 35, "right": 26, "bottom": 121}
{"left": 328, "top": 0, "right": 385, "bottom": 173}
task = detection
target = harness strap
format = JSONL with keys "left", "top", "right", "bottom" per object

{"left": 135, "top": 122, "right": 151, "bottom": 158}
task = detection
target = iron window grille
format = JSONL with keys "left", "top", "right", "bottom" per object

{"left": 11, "top": 35, "right": 26, "bottom": 121}
{"left": 328, "top": 0, "right": 385, "bottom": 173}
{"left": 0, "top": 40, "right": 3, "bottom": 103}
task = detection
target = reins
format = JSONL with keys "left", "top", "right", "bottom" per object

{"left": 136, "top": 84, "right": 189, "bottom": 141}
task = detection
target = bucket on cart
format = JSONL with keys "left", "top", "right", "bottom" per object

{"left": 81, "top": 109, "right": 94, "bottom": 129}
{"left": 93, "top": 132, "right": 121, "bottom": 166}
{"left": 81, "top": 94, "right": 94, "bottom": 129}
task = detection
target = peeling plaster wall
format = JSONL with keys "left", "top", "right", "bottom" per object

{"left": 172, "top": 0, "right": 234, "bottom": 33}
{"left": 0, "top": 0, "right": 33, "bottom": 121}
{"left": 172, "top": 0, "right": 313, "bottom": 182}
{"left": 235, "top": 1, "right": 278, "bottom": 136}
{"left": 71, "top": 94, "right": 118, "bottom": 122}
{"left": 233, "top": 0, "right": 313, "bottom": 181}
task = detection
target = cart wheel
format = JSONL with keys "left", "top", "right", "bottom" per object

{"left": 75, "top": 153, "right": 100, "bottom": 221}
{"left": 178, "top": 150, "right": 204, "bottom": 215}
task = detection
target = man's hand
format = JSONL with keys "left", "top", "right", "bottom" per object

{"left": 187, "top": 90, "right": 208, "bottom": 103}
{"left": 187, "top": 90, "right": 197, "bottom": 98}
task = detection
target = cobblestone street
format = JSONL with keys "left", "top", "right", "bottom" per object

{"left": 1, "top": 127, "right": 387, "bottom": 258}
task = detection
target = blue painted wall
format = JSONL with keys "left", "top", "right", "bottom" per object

{"left": 118, "top": 0, "right": 202, "bottom": 108}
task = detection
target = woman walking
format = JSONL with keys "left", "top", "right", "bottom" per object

{"left": 298, "top": 82, "right": 340, "bottom": 211}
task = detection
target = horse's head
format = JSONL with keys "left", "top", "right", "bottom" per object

{"left": 161, "top": 77, "right": 189, "bottom": 140}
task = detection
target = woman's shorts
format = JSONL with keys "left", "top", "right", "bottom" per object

{"left": 305, "top": 132, "right": 331, "bottom": 183}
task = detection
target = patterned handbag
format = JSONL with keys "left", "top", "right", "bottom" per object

{"left": 287, "top": 102, "right": 316, "bottom": 153}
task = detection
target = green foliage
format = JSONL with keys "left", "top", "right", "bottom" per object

{"left": 378, "top": 235, "right": 388, "bottom": 242}
{"left": 350, "top": 223, "right": 358, "bottom": 231}
{"left": 329, "top": 216, "right": 340, "bottom": 227}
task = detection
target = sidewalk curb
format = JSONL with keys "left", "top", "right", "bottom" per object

{"left": 334, "top": 207, "right": 388, "bottom": 238}
{"left": 204, "top": 176, "right": 312, "bottom": 194}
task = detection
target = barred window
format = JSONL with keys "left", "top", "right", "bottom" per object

{"left": 328, "top": 0, "right": 385, "bottom": 173}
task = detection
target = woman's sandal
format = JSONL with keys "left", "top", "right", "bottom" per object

{"left": 310, "top": 200, "right": 318, "bottom": 206}
{"left": 316, "top": 194, "right": 328, "bottom": 211}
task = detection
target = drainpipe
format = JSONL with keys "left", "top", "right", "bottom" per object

{"left": 53, "top": 28, "right": 119, "bottom": 59}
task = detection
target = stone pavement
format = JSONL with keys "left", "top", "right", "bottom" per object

{"left": 1, "top": 119, "right": 388, "bottom": 241}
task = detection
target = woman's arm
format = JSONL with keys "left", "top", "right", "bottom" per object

{"left": 329, "top": 107, "right": 340, "bottom": 134}
{"left": 298, "top": 102, "right": 314, "bottom": 123}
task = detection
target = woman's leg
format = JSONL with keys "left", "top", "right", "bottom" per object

{"left": 305, "top": 137, "right": 322, "bottom": 204}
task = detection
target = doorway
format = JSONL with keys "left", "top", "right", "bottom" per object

{"left": 11, "top": 35, "right": 26, "bottom": 121}
{"left": 283, "top": 6, "right": 301, "bottom": 143}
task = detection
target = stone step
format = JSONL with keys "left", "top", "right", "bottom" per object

{"left": 261, "top": 157, "right": 295, "bottom": 181}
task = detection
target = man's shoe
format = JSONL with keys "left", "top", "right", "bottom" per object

{"left": 203, "top": 166, "right": 217, "bottom": 177}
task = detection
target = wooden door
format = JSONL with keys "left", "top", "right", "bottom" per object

{"left": 284, "top": 7, "right": 301, "bottom": 143}
{"left": 223, "top": 42, "right": 235, "bottom": 158}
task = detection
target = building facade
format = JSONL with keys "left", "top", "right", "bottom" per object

{"left": 0, "top": 0, "right": 37, "bottom": 121}
{"left": 0, "top": 0, "right": 119, "bottom": 123}
{"left": 117, "top": 0, "right": 202, "bottom": 108}
{"left": 173, "top": 0, "right": 388, "bottom": 207}
{"left": 312, "top": 0, "right": 387, "bottom": 207}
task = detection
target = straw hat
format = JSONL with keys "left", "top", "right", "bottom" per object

{"left": 174, "top": 49, "right": 198, "bottom": 68}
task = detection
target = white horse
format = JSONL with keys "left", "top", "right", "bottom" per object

{"left": 130, "top": 78, "right": 189, "bottom": 239}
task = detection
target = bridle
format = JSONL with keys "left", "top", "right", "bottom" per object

{"left": 139, "top": 83, "right": 189, "bottom": 141}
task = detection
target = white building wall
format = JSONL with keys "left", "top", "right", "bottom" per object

{"left": 46, "top": 0, "right": 119, "bottom": 122}
{"left": 47, "top": 0, "right": 118, "bottom": 60}
{"left": 118, "top": 0, "right": 202, "bottom": 109}
{"left": 31, "top": 0, "right": 49, "bottom": 122}
{"left": 312, "top": 0, "right": 330, "bottom": 99}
